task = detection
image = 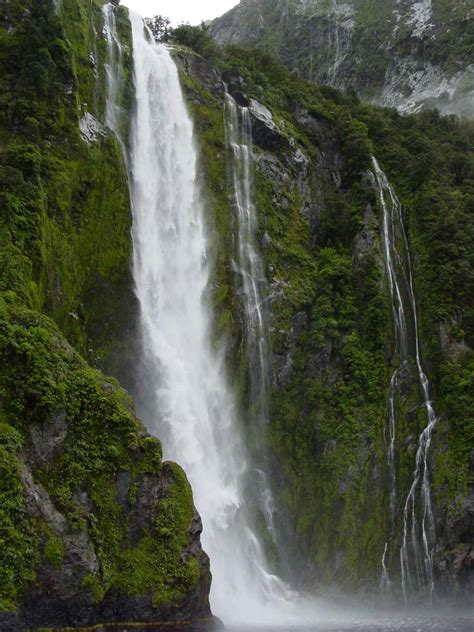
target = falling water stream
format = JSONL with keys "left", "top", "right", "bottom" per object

{"left": 224, "top": 92, "right": 293, "bottom": 574}
{"left": 373, "top": 158, "right": 438, "bottom": 602}
{"left": 103, "top": 7, "right": 295, "bottom": 625}
{"left": 329, "top": 0, "right": 342, "bottom": 85}
{"left": 224, "top": 94, "right": 271, "bottom": 425}
{"left": 373, "top": 157, "right": 409, "bottom": 591}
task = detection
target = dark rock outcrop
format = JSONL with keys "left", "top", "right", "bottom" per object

{"left": 0, "top": 303, "right": 214, "bottom": 631}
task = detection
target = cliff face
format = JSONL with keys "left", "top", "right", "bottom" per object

{"left": 174, "top": 38, "right": 473, "bottom": 599}
{"left": 0, "top": 0, "right": 212, "bottom": 627}
{"left": 1, "top": 0, "right": 472, "bottom": 621}
{"left": 210, "top": 0, "right": 474, "bottom": 117}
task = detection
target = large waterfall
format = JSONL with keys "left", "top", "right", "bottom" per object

{"left": 373, "top": 158, "right": 438, "bottom": 603}
{"left": 103, "top": 7, "right": 294, "bottom": 624}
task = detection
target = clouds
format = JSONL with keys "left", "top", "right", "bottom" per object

{"left": 122, "top": 0, "right": 238, "bottom": 25}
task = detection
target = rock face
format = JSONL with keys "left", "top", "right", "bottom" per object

{"left": 210, "top": 0, "right": 474, "bottom": 117}
{"left": 0, "top": 303, "right": 214, "bottom": 630}
{"left": 174, "top": 37, "right": 473, "bottom": 601}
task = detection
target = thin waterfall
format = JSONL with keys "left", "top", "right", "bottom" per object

{"left": 330, "top": 0, "right": 342, "bottom": 84}
{"left": 380, "top": 541, "right": 391, "bottom": 592}
{"left": 224, "top": 92, "right": 282, "bottom": 556}
{"left": 103, "top": 4, "right": 125, "bottom": 148}
{"left": 373, "top": 156, "right": 410, "bottom": 590}
{"left": 89, "top": 0, "right": 100, "bottom": 112}
{"left": 373, "top": 158, "right": 438, "bottom": 602}
{"left": 102, "top": 6, "right": 295, "bottom": 624}
{"left": 224, "top": 93, "right": 271, "bottom": 427}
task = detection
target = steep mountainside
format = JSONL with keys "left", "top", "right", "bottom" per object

{"left": 173, "top": 34, "right": 473, "bottom": 599}
{"left": 0, "top": 0, "right": 213, "bottom": 628}
{"left": 0, "top": 0, "right": 473, "bottom": 625}
{"left": 210, "top": 0, "right": 474, "bottom": 117}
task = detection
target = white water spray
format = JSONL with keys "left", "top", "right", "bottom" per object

{"left": 103, "top": 7, "right": 295, "bottom": 624}
{"left": 373, "top": 158, "right": 438, "bottom": 603}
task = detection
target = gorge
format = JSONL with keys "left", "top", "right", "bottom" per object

{"left": 0, "top": 0, "right": 472, "bottom": 630}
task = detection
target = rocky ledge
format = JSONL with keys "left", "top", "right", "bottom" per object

{"left": 0, "top": 304, "right": 215, "bottom": 631}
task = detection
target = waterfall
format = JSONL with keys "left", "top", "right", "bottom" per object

{"left": 224, "top": 94, "right": 271, "bottom": 429}
{"left": 374, "top": 157, "right": 409, "bottom": 526}
{"left": 373, "top": 158, "right": 438, "bottom": 602}
{"left": 374, "top": 156, "right": 409, "bottom": 591}
{"left": 103, "top": 4, "right": 125, "bottom": 147}
{"left": 224, "top": 92, "right": 283, "bottom": 558}
{"left": 103, "top": 6, "right": 295, "bottom": 624}
{"left": 329, "top": 0, "right": 342, "bottom": 84}
{"left": 380, "top": 541, "right": 391, "bottom": 592}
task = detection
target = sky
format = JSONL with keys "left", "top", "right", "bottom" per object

{"left": 122, "top": 0, "right": 239, "bottom": 25}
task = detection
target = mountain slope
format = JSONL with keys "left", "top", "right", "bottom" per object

{"left": 210, "top": 0, "right": 474, "bottom": 117}
{"left": 174, "top": 32, "right": 474, "bottom": 599}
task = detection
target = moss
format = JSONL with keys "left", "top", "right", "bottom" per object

{"left": 0, "top": 296, "right": 201, "bottom": 611}
{"left": 0, "top": 421, "right": 39, "bottom": 611}
{"left": 0, "top": 0, "right": 135, "bottom": 371}
{"left": 255, "top": 173, "right": 319, "bottom": 310}
{"left": 114, "top": 463, "right": 200, "bottom": 607}
{"left": 44, "top": 533, "right": 65, "bottom": 570}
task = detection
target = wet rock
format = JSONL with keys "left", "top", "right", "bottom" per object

{"left": 248, "top": 99, "right": 287, "bottom": 153}
{"left": 12, "top": 461, "right": 213, "bottom": 630}
{"left": 29, "top": 409, "right": 68, "bottom": 466}
{"left": 79, "top": 112, "right": 107, "bottom": 143}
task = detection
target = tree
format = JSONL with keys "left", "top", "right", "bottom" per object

{"left": 170, "top": 23, "right": 217, "bottom": 58}
{"left": 145, "top": 15, "right": 172, "bottom": 43}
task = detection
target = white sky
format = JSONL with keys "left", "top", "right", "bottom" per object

{"left": 122, "top": 0, "right": 238, "bottom": 25}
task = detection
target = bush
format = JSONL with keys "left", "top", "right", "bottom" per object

{"left": 171, "top": 24, "right": 218, "bottom": 58}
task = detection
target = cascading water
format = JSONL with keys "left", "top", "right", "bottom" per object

{"left": 89, "top": 1, "right": 100, "bottom": 111}
{"left": 373, "top": 158, "right": 438, "bottom": 603}
{"left": 103, "top": 4, "right": 125, "bottom": 147}
{"left": 103, "top": 7, "right": 295, "bottom": 624}
{"left": 373, "top": 157, "right": 410, "bottom": 590}
{"left": 224, "top": 92, "right": 284, "bottom": 559}
{"left": 330, "top": 0, "right": 342, "bottom": 85}
{"left": 224, "top": 94, "right": 271, "bottom": 429}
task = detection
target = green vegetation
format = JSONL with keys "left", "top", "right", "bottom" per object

{"left": 0, "top": 421, "right": 38, "bottom": 611}
{"left": 0, "top": 297, "right": 199, "bottom": 610}
{"left": 113, "top": 463, "right": 200, "bottom": 606}
{"left": 0, "top": 0, "right": 202, "bottom": 615}
{"left": 176, "top": 32, "right": 473, "bottom": 588}
{"left": 173, "top": 23, "right": 219, "bottom": 60}
{"left": 0, "top": 0, "right": 134, "bottom": 367}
